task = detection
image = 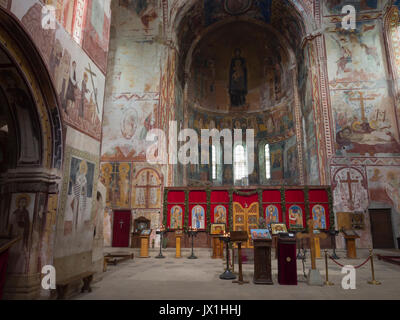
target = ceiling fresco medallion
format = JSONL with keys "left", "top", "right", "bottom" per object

{"left": 224, "top": 0, "right": 253, "bottom": 15}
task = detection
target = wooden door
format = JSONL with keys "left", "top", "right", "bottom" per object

{"left": 369, "top": 209, "right": 395, "bottom": 249}
{"left": 233, "top": 202, "right": 259, "bottom": 248}
{"left": 112, "top": 211, "right": 131, "bottom": 247}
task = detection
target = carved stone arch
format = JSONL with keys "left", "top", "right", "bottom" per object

{"left": 0, "top": 7, "right": 64, "bottom": 299}
{"left": 0, "top": 7, "right": 64, "bottom": 171}
{"left": 170, "top": 0, "right": 316, "bottom": 39}
{"left": 183, "top": 17, "right": 298, "bottom": 83}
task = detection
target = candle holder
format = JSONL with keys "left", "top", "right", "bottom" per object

{"left": 219, "top": 233, "right": 236, "bottom": 280}
{"left": 155, "top": 226, "right": 166, "bottom": 259}
{"left": 187, "top": 227, "right": 198, "bottom": 259}
{"left": 330, "top": 230, "right": 340, "bottom": 260}
{"left": 297, "top": 235, "right": 305, "bottom": 260}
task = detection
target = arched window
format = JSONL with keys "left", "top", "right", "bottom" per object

{"left": 265, "top": 144, "right": 271, "bottom": 179}
{"left": 234, "top": 144, "right": 248, "bottom": 181}
{"left": 211, "top": 145, "right": 217, "bottom": 180}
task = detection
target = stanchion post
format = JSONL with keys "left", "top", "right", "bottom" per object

{"left": 367, "top": 248, "right": 381, "bottom": 285}
{"left": 324, "top": 250, "right": 334, "bottom": 286}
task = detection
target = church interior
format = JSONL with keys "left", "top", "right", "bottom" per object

{"left": 1, "top": 0, "right": 400, "bottom": 301}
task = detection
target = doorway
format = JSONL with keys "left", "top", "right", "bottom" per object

{"left": 112, "top": 211, "right": 131, "bottom": 248}
{"left": 232, "top": 202, "right": 259, "bottom": 248}
{"left": 369, "top": 209, "right": 395, "bottom": 249}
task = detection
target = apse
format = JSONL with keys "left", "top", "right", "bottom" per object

{"left": 175, "top": 1, "right": 307, "bottom": 187}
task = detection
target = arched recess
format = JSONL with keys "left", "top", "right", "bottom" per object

{"left": 176, "top": 6, "right": 308, "bottom": 186}
{"left": 0, "top": 8, "right": 63, "bottom": 171}
{"left": 0, "top": 8, "right": 64, "bottom": 299}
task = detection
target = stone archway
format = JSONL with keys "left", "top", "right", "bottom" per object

{"left": 0, "top": 7, "right": 64, "bottom": 299}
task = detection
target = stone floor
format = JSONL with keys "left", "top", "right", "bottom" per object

{"left": 74, "top": 247, "right": 400, "bottom": 300}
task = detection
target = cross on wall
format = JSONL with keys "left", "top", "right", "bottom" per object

{"left": 348, "top": 91, "right": 375, "bottom": 123}
{"left": 339, "top": 171, "right": 359, "bottom": 203}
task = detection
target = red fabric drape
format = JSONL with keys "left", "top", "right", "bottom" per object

{"left": 167, "top": 191, "right": 185, "bottom": 203}
{"left": 262, "top": 190, "right": 281, "bottom": 202}
{"left": 309, "top": 189, "right": 328, "bottom": 202}
{"left": 210, "top": 190, "right": 229, "bottom": 203}
{"left": 0, "top": 249, "right": 9, "bottom": 300}
{"left": 232, "top": 191, "right": 258, "bottom": 207}
{"left": 285, "top": 189, "right": 305, "bottom": 203}
{"left": 189, "top": 191, "right": 207, "bottom": 203}
{"left": 165, "top": 188, "right": 330, "bottom": 231}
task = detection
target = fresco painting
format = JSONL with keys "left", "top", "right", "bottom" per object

{"left": 82, "top": 0, "right": 111, "bottom": 73}
{"left": 19, "top": 2, "right": 106, "bottom": 140}
{"left": 101, "top": 94, "right": 159, "bottom": 161}
{"left": 7, "top": 193, "right": 36, "bottom": 274}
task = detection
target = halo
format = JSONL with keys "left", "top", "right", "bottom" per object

{"left": 15, "top": 193, "right": 31, "bottom": 207}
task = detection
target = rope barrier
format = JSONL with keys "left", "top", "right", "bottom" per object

{"left": 329, "top": 255, "right": 370, "bottom": 269}
{"left": 324, "top": 249, "right": 381, "bottom": 285}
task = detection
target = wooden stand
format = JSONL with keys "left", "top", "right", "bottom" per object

{"left": 232, "top": 242, "right": 249, "bottom": 285}
{"left": 175, "top": 232, "right": 183, "bottom": 258}
{"left": 253, "top": 239, "right": 273, "bottom": 285}
{"left": 212, "top": 236, "right": 223, "bottom": 259}
{"left": 230, "top": 231, "right": 249, "bottom": 285}
{"left": 139, "top": 235, "right": 150, "bottom": 258}
{"left": 272, "top": 235, "right": 278, "bottom": 259}
{"left": 296, "top": 220, "right": 327, "bottom": 286}
{"left": 314, "top": 237, "right": 321, "bottom": 259}
{"left": 344, "top": 235, "right": 359, "bottom": 259}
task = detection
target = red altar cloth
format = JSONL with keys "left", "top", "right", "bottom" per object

{"left": 278, "top": 237, "right": 297, "bottom": 285}
{"left": 0, "top": 249, "right": 9, "bottom": 300}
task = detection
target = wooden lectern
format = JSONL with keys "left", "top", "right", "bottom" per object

{"left": 253, "top": 239, "right": 273, "bottom": 285}
{"left": 342, "top": 229, "right": 360, "bottom": 259}
{"left": 139, "top": 230, "right": 151, "bottom": 258}
{"left": 230, "top": 231, "right": 249, "bottom": 285}
{"left": 175, "top": 230, "right": 183, "bottom": 258}
{"left": 211, "top": 236, "right": 223, "bottom": 259}
{"left": 314, "top": 237, "right": 321, "bottom": 259}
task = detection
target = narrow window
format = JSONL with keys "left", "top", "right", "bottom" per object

{"left": 211, "top": 145, "right": 217, "bottom": 180}
{"left": 265, "top": 144, "right": 271, "bottom": 179}
{"left": 234, "top": 145, "right": 247, "bottom": 181}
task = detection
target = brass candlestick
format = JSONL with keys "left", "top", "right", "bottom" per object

{"left": 324, "top": 250, "right": 334, "bottom": 286}
{"left": 367, "top": 248, "right": 381, "bottom": 285}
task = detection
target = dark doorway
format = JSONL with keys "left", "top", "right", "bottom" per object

{"left": 369, "top": 209, "right": 395, "bottom": 249}
{"left": 112, "top": 211, "right": 131, "bottom": 248}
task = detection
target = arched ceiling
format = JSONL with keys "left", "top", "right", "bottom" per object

{"left": 187, "top": 20, "right": 294, "bottom": 113}
{"left": 175, "top": 0, "right": 308, "bottom": 85}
